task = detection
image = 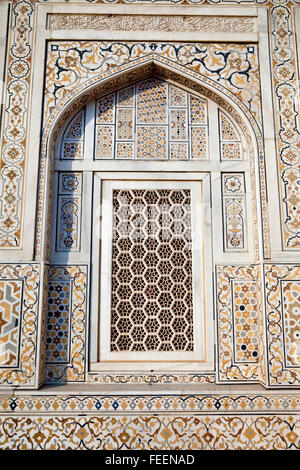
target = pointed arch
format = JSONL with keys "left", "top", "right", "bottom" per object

{"left": 36, "top": 54, "right": 265, "bottom": 260}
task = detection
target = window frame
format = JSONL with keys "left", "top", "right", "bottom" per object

{"left": 89, "top": 172, "right": 214, "bottom": 372}
{"left": 51, "top": 77, "right": 254, "bottom": 377}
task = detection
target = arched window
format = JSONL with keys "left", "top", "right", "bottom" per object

{"left": 50, "top": 76, "right": 252, "bottom": 374}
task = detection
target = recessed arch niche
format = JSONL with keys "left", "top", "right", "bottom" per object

{"left": 40, "top": 59, "right": 262, "bottom": 379}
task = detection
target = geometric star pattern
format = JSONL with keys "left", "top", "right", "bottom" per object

{"left": 0, "top": 280, "right": 22, "bottom": 367}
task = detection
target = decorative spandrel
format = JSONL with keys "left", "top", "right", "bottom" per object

{"left": 110, "top": 189, "right": 194, "bottom": 352}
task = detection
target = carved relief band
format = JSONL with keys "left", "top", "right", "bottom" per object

{"left": 47, "top": 14, "right": 257, "bottom": 33}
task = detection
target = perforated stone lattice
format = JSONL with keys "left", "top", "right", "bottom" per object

{"left": 111, "top": 189, "right": 194, "bottom": 352}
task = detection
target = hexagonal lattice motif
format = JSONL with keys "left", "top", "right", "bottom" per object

{"left": 111, "top": 189, "right": 194, "bottom": 352}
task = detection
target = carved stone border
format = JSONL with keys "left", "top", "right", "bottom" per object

{"left": 2, "top": 392, "right": 300, "bottom": 414}
{"left": 0, "top": 0, "right": 34, "bottom": 248}
{"left": 269, "top": 5, "right": 300, "bottom": 250}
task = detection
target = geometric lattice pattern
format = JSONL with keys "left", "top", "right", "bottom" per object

{"left": 219, "top": 111, "right": 243, "bottom": 161}
{"left": 45, "top": 265, "right": 88, "bottom": 384}
{"left": 61, "top": 110, "right": 85, "bottom": 159}
{"left": 0, "top": 280, "right": 22, "bottom": 367}
{"left": 111, "top": 189, "right": 194, "bottom": 352}
{"left": 0, "top": 263, "right": 40, "bottom": 388}
{"left": 95, "top": 78, "right": 208, "bottom": 160}
{"left": 46, "top": 280, "right": 71, "bottom": 364}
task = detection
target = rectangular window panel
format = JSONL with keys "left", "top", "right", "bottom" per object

{"left": 110, "top": 188, "right": 193, "bottom": 353}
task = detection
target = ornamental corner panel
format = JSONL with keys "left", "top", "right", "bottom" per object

{"left": 265, "top": 264, "right": 300, "bottom": 387}
{"left": 0, "top": 263, "right": 41, "bottom": 389}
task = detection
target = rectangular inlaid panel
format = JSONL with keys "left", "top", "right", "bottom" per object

{"left": 216, "top": 265, "right": 263, "bottom": 383}
{"left": 169, "top": 85, "right": 187, "bottom": 107}
{"left": 0, "top": 414, "right": 299, "bottom": 450}
{"left": 265, "top": 265, "right": 300, "bottom": 386}
{"left": 61, "top": 110, "right": 85, "bottom": 160}
{"left": 221, "top": 142, "right": 242, "bottom": 161}
{"left": 116, "top": 108, "right": 134, "bottom": 140}
{"left": 62, "top": 141, "right": 83, "bottom": 160}
{"left": 46, "top": 280, "right": 71, "bottom": 364}
{"left": 96, "top": 93, "right": 115, "bottom": 124}
{"left": 136, "top": 78, "right": 168, "bottom": 124}
{"left": 95, "top": 125, "right": 114, "bottom": 159}
{"left": 45, "top": 265, "right": 88, "bottom": 383}
{"left": 170, "top": 109, "right": 188, "bottom": 140}
{"left": 170, "top": 142, "right": 189, "bottom": 160}
{"left": 116, "top": 142, "right": 135, "bottom": 159}
{"left": 190, "top": 126, "right": 207, "bottom": 159}
{"left": 282, "top": 280, "right": 300, "bottom": 367}
{"left": 117, "top": 85, "right": 135, "bottom": 107}
{"left": 189, "top": 96, "right": 207, "bottom": 124}
{"left": 232, "top": 280, "right": 259, "bottom": 363}
{"left": 56, "top": 173, "right": 82, "bottom": 252}
{"left": 136, "top": 126, "right": 168, "bottom": 159}
{"left": 222, "top": 174, "right": 247, "bottom": 251}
